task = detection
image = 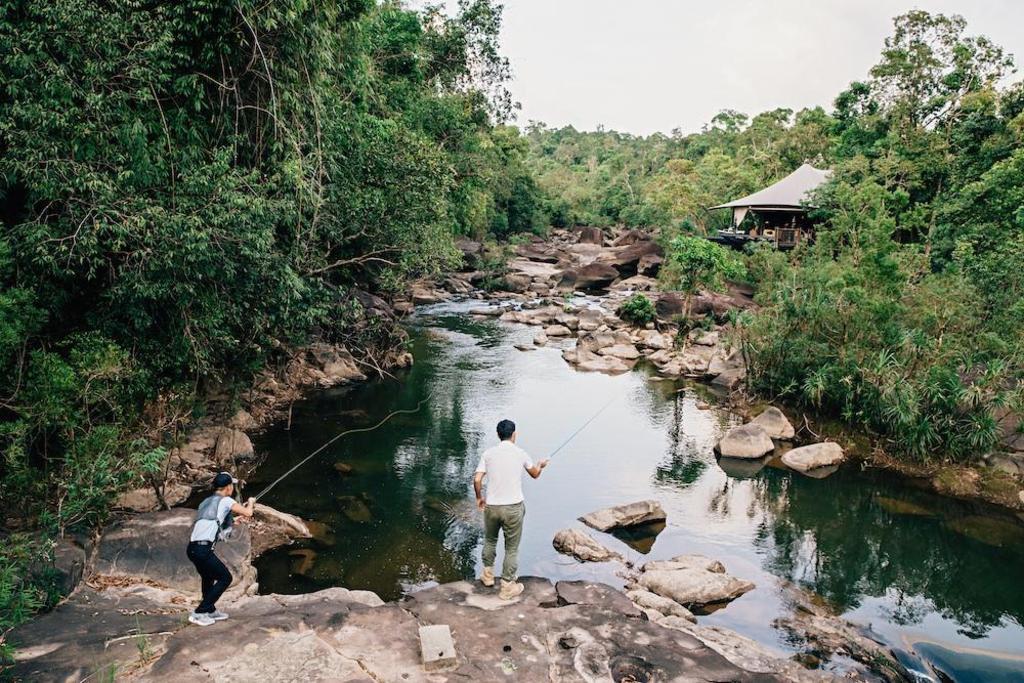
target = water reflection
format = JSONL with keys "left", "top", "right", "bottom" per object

{"left": 252, "top": 301, "right": 1024, "bottom": 679}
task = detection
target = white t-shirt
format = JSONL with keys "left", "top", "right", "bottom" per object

{"left": 190, "top": 496, "right": 235, "bottom": 542}
{"left": 475, "top": 440, "right": 534, "bottom": 505}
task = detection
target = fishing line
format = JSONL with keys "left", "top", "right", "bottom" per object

{"left": 251, "top": 395, "right": 431, "bottom": 501}
{"left": 546, "top": 391, "right": 623, "bottom": 459}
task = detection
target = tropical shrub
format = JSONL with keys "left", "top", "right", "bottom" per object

{"left": 617, "top": 294, "right": 657, "bottom": 326}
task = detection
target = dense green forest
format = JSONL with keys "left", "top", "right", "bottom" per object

{"left": 1, "top": 1, "right": 1022, "bottom": 655}
{"left": 526, "top": 11, "right": 1023, "bottom": 461}
{"left": 0, "top": 0, "right": 542, "bottom": 647}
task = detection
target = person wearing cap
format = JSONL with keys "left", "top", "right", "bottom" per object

{"left": 186, "top": 472, "right": 254, "bottom": 626}
{"left": 473, "top": 419, "right": 549, "bottom": 600}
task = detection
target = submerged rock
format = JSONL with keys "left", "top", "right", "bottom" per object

{"left": 781, "top": 442, "right": 844, "bottom": 473}
{"left": 876, "top": 496, "right": 937, "bottom": 517}
{"left": 338, "top": 496, "right": 373, "bottom": 523}
{"left": 716, "top": 423, "right": 775, "bottom": 459}
{"left": 553, "top": 528, "right": 624, "bottom": 563}
{"left": 288, "top": 548, "right": 317, "bottom": 576}
{"left": 943, "top": 514, "right": 1024, "bottom": 548}
{"left": 579, "top": 500, "right": 666, "bottom": 532}
{"left": 637, "top": 554, "right": 755, "bottom": 608}
{"left": 750, "top": 407, "right": 795, "bottom": 440}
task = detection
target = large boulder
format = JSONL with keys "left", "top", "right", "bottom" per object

{"left": 115, "top": 482, "right": 193, "bottom": 513}
{"left": 250, "top": 503, "right": 312, "bottom": 557}
{"left": 559, "top": 262, "right": 619, "bottom": 292}
{"left": 626, "top": 589, "right": 696, "bottom": 622}
{"left": 750, "top": 407, "right": 795, "bottom": 440}
{"left": 781, "top": 442, "right": 845, "bottom": 473}
{"left": 515, "top": 242, "right": 561, "bottom": 263}
{"left": 552, "top": 528, "right": 624, "bottom": 563}
{"left": 577, "top": 330, "right": 619, "bottom": 354}
{"left": 544, "top": 324, "right": 572, "bottom": 337}
{"left": 637, "top": 251, "right": 663, "bottom": 276}
{"left": 503, "top": 272, "right": 532, "bottom": 293}
{"left": 636, "top": 330, "right": 673, "bottom": 350}
{"left": 598, "top": 343, "right": 641, "bottom": 360}
{"left": 716, "top": 423, "right": 774, "bottom": 459}
{"left": 454, "top": 238, "right": 483, "bottom": 269}
{"left": 352, "top": 289, "right": 395, "bottom": 321}
{"left": 308, "top": 344, "right": 367, "bottom": 387}
{"left": 711, "top": 367, "right": 746, "bottom": 391}
{"left": 568, "top": 350, "right": 635, "bottom": 374}
{"left": 612, "top": 228, "right": 648, "bottom": 246}
{"left": 598, "top": 240, "right": 663, "bottom": 276}
{"left": 579, "top": 500, "right": 666, "bottom": 532}
{"left": 654, "top": 292, "right": 686, "bottom": 318}
{"left": 577, "top": 227, "right": 605, "bottom": 245}
{"left": 214, "top": 428, "right": 255, "bottom": 463}
{"left": 95, "top": 509, "right": 254, "bottom": 595}
{"left": 611, "top": 274, "right": 658, "bottom": 291}
{"left": 637, "top": 554, "right": 755, "bottom": 608}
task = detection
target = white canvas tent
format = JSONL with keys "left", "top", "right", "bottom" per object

{"left": 710, "top": 163, "right": 831, "bottom": 228}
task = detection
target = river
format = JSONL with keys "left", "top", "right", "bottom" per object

{"left": 251, "top": 300, "right": 1024, "bottom": 682}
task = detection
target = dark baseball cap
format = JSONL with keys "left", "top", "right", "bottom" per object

{"left": 212, "top": 472, "right": 238, "bottom": 489}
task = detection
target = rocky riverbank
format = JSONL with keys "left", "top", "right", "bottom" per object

{"left": 8, "top": 503, "right": 907, "bottom": 682}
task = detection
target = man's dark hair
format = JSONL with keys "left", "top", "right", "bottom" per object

{"left": 496, "top": 419, "right": 516, "bottom": 441}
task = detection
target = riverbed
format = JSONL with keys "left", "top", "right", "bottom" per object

{"left": 251, "top": 300, "right": 1024, "bottom": 682}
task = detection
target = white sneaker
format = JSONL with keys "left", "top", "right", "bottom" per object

{"left": 209, "top": 610, "right": 229, "bottom": 621}
{"left": 188, "top": 612, "right": 215, "bottom": 626}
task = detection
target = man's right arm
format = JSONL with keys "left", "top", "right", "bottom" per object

{"left": 526, "top": 459, "right": 549, "bottom": 479}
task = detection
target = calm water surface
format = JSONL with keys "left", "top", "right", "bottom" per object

{"left": 252, "top": 300, "right": 1024, "bottom": 682}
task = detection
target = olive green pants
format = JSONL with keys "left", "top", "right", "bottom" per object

{"left": 482, "top": 502, "right": 525, "bottom": 582}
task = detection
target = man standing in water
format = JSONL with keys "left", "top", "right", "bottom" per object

{"left": 186, "top": 471, "right": 254, "bottom": 626}
{"left": 474, "top": 419, "right": 548, "bottom": 600}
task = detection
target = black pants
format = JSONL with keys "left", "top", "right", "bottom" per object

{"left": 186, "top": 541, "right": 232, "bottom": 613}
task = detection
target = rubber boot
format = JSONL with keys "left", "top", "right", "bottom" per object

{"left": 480, "top": 566, "right": 495, "bottom": 588}
{"left": 499, "top": 579, "right": 524, "bottom": 600}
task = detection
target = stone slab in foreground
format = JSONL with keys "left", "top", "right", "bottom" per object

{"left": 10, "top": 578, "right": 788, "bottom": 682}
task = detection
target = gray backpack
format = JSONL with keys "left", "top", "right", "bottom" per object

{"left": 195, "top": 494, "right": 235, "bottom": 541}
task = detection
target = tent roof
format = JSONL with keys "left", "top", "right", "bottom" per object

{"left": 709, "top": 163, "right": 831, "bottom": 211}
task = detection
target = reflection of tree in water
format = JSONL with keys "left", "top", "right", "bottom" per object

{"left": 747, "top": 466, "right": 1024, "bottom": 638}
{"left": 653, "top": 391, "right": 708, "bottom": 488}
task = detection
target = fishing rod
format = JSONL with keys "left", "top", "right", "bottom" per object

{"left": 545, "top": 392, "right": 622, "bottom": 460}
{"left": 251, "top": 395, "right": 430, "bottom": 501}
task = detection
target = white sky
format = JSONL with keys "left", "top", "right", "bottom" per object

{"left": 494, "top": 0, "right": 1024, "bottom": 135}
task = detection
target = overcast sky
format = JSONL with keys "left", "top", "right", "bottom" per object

{"left": 493, "top": 0, "right": 1024, "bottom": 135}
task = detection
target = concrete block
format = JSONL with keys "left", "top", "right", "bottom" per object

{"left": 419, "top": 624, "right": 456, "bottom": 671}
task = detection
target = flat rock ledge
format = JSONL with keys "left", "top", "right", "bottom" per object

{"left": 10, "top": 577, "right": 818, "bottom": 682}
